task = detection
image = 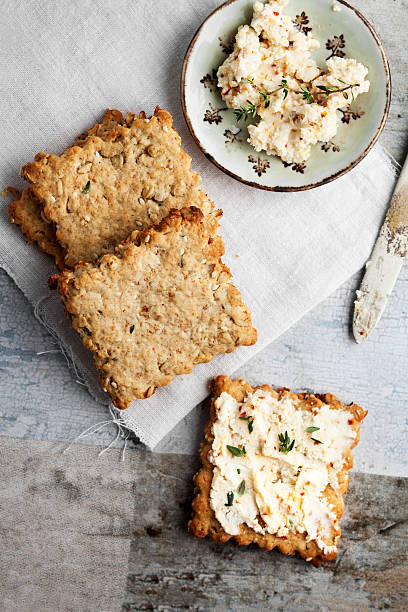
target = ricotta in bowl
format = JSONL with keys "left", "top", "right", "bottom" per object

{"left": 217, "top": 0, "right": 370, "bottom": 164}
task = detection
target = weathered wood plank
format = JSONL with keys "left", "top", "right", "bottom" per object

{"left": 123, "top": 452, "right": 408, "bottom": 612}
{"left": 0, "top": 431, "right": 407, "bottom": 611}
{"left": 0, "top": 436, "right": 135, "bottom": 612}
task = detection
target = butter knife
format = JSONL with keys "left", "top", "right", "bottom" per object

{"left": 353, "top": 154, "right": 408, "bottom": 343}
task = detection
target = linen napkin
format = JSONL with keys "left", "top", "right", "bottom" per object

{"left": 0, "top": 0, "right": 397, "bottom": 449}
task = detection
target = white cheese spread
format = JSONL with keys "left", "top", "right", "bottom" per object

{"left": 217, "top": 0, "right": 370, "bottom": 163}
{"left": 209, "top": 389, "right": 356, "bottom": 554}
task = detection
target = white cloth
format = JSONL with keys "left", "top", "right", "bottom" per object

{"left": 0, "top": 0, "right": 397, "bottom": 448}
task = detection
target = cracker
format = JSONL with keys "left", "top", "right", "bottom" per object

{"left": 17, "top": 107, "right": 212, "bottom": 267}
{"left": 8, "top": 187, "right": 65, "bottom": 269}
{"left": 189, "top": 376, "right": 366, "bottom": 566}
{"left": 51, "top": 208, "right": 257, "bottom": 408}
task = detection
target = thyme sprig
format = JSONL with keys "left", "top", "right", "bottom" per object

{"left": 300, "top": 85, "right": 314, "bottom": 102}
{"left": 315, "top": 82, "right": 359, "bottom": 102}
{"left": 233, "top": 101, "right": 257, "bottom": 122}
{"left": 278, "top": 431, "right": 295, "bottom": 454}
{"left": 233, "top": 78, "right": 278, "bottom": 121}
{"left": 233, "top": 77, "right": 359, "bottom": 121}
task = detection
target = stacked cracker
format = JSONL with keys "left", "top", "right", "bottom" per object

{"left": 10, "top": 108, "right": 257, "bottom": 407}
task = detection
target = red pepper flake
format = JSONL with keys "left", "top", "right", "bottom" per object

{"left": 282, "top": 536, "right": 288, "bottom": 540}
{"left": 259, "top": 396, "right": 265, "bottom": 399}
{"left": 274, "top": 446, "right": 277, "bottom": 451}
{"left": 330, "top": 462, "right": 334, "bottom": 468}
{"left": 260, "top": 465, "right": 265, "bottom": 471}
{"left": 275, "top": 70, "right": 279, "bottom": 75}
{"left": 305, "top": 481, "right": 310, "bottom": 486}
{"left": 300, "top": 492, "right": 304, "bottom": 496}
{"left": 348, "top": 419, "right": 353, "bottom": 425}
{"left": 273, "top": 11, "right": 279, "bottom": 16}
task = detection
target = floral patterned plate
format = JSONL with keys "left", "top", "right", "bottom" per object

{"left": 181, "top": 0, "right": 390, "bottom": 191}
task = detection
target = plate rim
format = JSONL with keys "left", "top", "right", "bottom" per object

{"left": 180, "top": 0, "right": 391, "bottom": 192}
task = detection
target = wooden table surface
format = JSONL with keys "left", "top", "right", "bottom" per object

{"left": 0, "top": 1, "right": 407, "bottom": 610}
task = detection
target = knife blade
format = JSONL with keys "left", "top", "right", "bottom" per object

{"left": 353, "top": 153, "right": 408, "bottom": 343}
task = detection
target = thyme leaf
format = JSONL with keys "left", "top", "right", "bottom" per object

{"left": 237, "top": 480, "right": 246, "bottom": 496}
{"left": 239, "top": 415, "right": 254, "bottom": 434}
{"left": 129, "top": 324, "right": 135, "bottom": 334}
{"left": 225, "top": 491, "right": 234, "bottom": 506}
{"left": 260, "top": 91, "right": 270, "bottom": 107}
{"left": 280, "top": 79, "right": 289, "bottom": 100}
{"left": 311, "top": 437, "right": 323, "bottom": 444}
{"left": 316, "top": 84, "right": 338, "bottom": 94}
{"left": 305, "top": 426, "right": 320, "bottom": 433}
{"left": 227, "top": 444, "right": 246, "bottom": 457}
{"left": 82, "top": 180, "right": 90, "bottom": 194}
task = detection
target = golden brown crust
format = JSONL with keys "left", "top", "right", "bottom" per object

{"left": 8, "top": 187, "right": 65, "bottom": 269}
{"left": 189, "top": 376, "right": 367, "bottom": 567}
{"left": 52, "top": 210, "right": 257, "bottom": 408}
{"left": 18, "top": 107, "right": 213, "bottom": 267}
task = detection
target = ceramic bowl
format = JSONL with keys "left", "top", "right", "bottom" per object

{"left": 181, "top": 0, "right": 390, "bottom": 191}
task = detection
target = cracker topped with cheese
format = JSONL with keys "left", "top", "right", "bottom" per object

{"left": 189, "top": 376, "right": 366, "bottom": 566}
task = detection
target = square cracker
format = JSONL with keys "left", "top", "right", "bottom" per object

{"left": 52, "top": 208, "right": 257, "bottom": 408}
{"left": 8, "top": 187, "right": 65, "bottom": 269}
{"left": 189, "top": 376, "right": 366, "bottom": 566}
{"left": 14, "top": 107, "right": 212, "bottom": 267}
